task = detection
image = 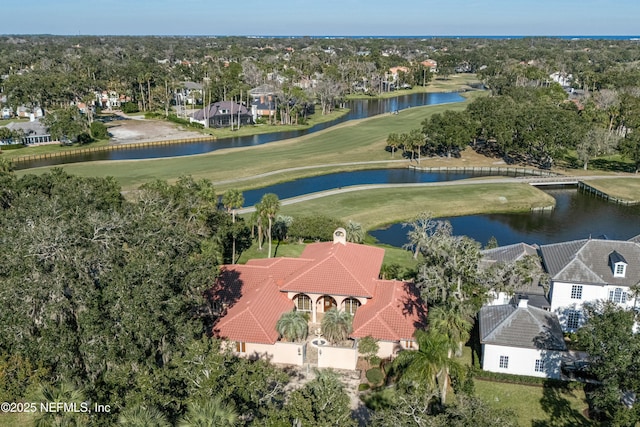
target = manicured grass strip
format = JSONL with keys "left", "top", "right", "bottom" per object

{"left": 17, "top": 96, "right": 478, "bottom": 191}
{"left": 581, "top": 177, "right": 640, "bottom": 203}
{"left": 474, "top": 379, "right": 594, "bottom": 427}
{"left": 275, "top": 183, "right": 555, "bottom": 229}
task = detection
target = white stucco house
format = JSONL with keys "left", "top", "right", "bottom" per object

{"left": 479, "top": 298, "right": 566, "bottom": 379}
{"left": 540, "top": 238, "right": 640, "bottom": 332}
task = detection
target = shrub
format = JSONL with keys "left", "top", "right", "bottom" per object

{"left": 366, "top": 368, "right": 384, "bottom": 385}
{"left": 90, "top": 121, "right": 109, "bottom": 140}
{"left": 288, "top": 215, "right": 345, "bottom": 242}
{"left": 358, "top": 383, "right": 370, "bottom": 391}
{"left": 121, "top": 102, "right": 139, "bottom": 114}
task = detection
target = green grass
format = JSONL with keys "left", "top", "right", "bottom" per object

{"left": 454, "top": 346, "right": 595, "bottom": 427}
{"left": 277, "top": 182, "right": 555, "bottom": 229}
{"left": 16, "top": 92, "right": 483, "bottom": 191}
{"left": 474, "top": 379, "right": 594, "bottom": 426}
{"left": 582, "top": 177, "right": 640, "bottom": 203}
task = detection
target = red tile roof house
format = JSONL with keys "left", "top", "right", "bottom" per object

{"left": 211, "top": 229, "right": 427, "bottom": 370}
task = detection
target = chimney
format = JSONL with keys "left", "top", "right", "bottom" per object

{"left": 518, "top": 297, "right": 529, "bottom": 308}
{"left": 333, "top": 228, "right": 347, "bottom": 245}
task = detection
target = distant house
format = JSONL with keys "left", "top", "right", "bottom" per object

{"left": 176, "top": 81, "right": 203, "bottom": 106}
{"left": 3, "top": 117, "right": 52, "bottom": 145}
{"left": 479, "top": 298, "right": 566, "bottom": 379}
{"left": 540, "top": 238, "right": 640, "bottom": 332}
{"left": 421, "top": 59, "right": 438, "bottom": 72}
{"left": 1, "top": 107, "right": 11, "bottom": 119}
{"left": 189, "top": 101, "right": 253, "bottom": 128}
{"left": 249, "top": 84, "right": 277, "bottom": 122}
{"left": 211, "top": 229, "right": 427, "bottom": 370}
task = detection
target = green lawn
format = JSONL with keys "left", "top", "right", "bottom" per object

{"left": 16, "top": 92, "right": 483, "bottom": 191}
{"left": 277, "top": 182, "right": 555, "bottom": 229}
{"left": 474, "top": 379, "right": 595, "bottom": 427}
{"left": 454, "top": 346, "right": 595, "bottom": 427}
{"left": 582, "top": 177, "right": 640, "bottom": 203}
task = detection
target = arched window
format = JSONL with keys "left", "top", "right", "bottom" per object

{"left": 343, "top": 298, "right": 361, "bottom": 315}
{"left": 295, "top": 294, "right": 312, "bottom": 312}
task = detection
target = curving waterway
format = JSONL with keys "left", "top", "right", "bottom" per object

{"left": 239, "top": 168, "right": 640, "bottom": 246}
{"left": 241, "top": 168, "right": 495, "bottom": 206}
{"left": 19, "top": 92, "right": 464, "bottom": 169}
{"left": 369, "top": 187, "right": 640, "bottom": 247}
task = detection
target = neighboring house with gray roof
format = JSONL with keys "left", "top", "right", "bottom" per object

{"left": 190, "top": 101, "right": 253, "bottom": 128}
{"left": 480, "top": 243, "right": 549, "bottom": 309}
{"left": 479, "top": 298, "right": 566, "bottom": 378}
{"left": 3, "top": 118, "right": 52, "bottom": 145}
{"left": 540, "top": 238, "right": 640, "bottom": 332}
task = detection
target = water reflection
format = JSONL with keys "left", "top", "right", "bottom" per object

{"left": 369, "top": 188, "right": 640, "bottom": 247}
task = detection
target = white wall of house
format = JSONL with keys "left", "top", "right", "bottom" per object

{"left": 233, "top": 342, "right": 305, "bottom": 366}
{"left": 318, "top": 345, "right": 357, "bottom": 370}
{"left": 486, "top": 291, "right": 513, "bottom": 306}
{"left": 482, "top": 344, "right": 564, "bottom": 379}
{"left": 550, "top": 281, "right": 635, "bottom": 331}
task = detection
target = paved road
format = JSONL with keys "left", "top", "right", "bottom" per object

{"left": 236, "top": 173, "right": 637, "bottom": 214}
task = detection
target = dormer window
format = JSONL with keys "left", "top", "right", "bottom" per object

{"left": 609, "top": 251, "right": 627, "bottom": 278}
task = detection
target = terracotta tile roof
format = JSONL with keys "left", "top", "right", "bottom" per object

{"left": 213, "top": 275, "right": 293, "bottom": 344}
{"left": 282, "top": 242, "right": 384, "bottom": 297}
{"left": 351, "top": 280, "right": 427, "bottom": 341}
{"left": 212, "top": 240, "right": 427, "bottom": 345}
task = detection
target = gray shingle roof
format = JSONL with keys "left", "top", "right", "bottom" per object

{"left": 540, "top": 239, "right": 640, "bottom": 286}
{"left": 479, "top": 303, "right": 566, "bottom": 351}
{"left": 190, "top": 102, "right": 250, "bottom": 121}
{"left": 480, "top": 242, "right": 539, "bottom": 264}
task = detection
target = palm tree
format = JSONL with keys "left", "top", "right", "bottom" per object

{"left": 222, "top": 189, "right": 244, "bottom": 263}
{"left": 118, "top": 405, "right": 171, "bottom": 427}
{"left": 178, "top": 397, "right": 238, "bottom": 427}
{"left": 392, "top": 329, "right": 462, "bottom": 406}
{"left": 276, "top": 310, "right": 309, "bottom": 342}
{"left": 345, "top": 220, "right": 364, "bottom": 243}
{"left": 428, "top": 302, "right": 472, "bottom": 358}
{"left": 34, "top": 381, "right": 89, "bottom": 426}
{"left": 257, "top": 193, "right": 280, "bottom": 258}
{"left": 321, "top": 308, "right": 352, "bottom": 344}
{"left": 386, "top": 133, "right": 400, "bottom": 158}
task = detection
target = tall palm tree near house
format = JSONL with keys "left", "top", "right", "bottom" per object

{"left": 118, "top": 405, "right": 171, "bottom": 427}
{"left": 178, "top": 397, "right": 238, "bottom": 427}
{"left": 257, "top": 193, "right": 280, "bottom": 258}
{"left": 276, "top": 310, "right": 309, "bottom": 342}
{"left": 428, "top": 300, "right": 473, "bottom": 358}
{"left": 321, "top": 308, "right": 353, "bottom": 344}
{"left": 222, "top": 189, "right": 244, "bottom": 263}
{"left": 392, "top": 329, "right": 463, "bottom": 406}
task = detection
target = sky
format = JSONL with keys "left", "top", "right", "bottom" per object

{"left": 2, "top": 0, "right": 639, "bottom": 37}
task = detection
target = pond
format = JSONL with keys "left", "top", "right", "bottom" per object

{"left": 369, "top": 187, "right": 640, "bottom": 247}
{"left": 18, "top": 92, "right": 465, "bottom": 169}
